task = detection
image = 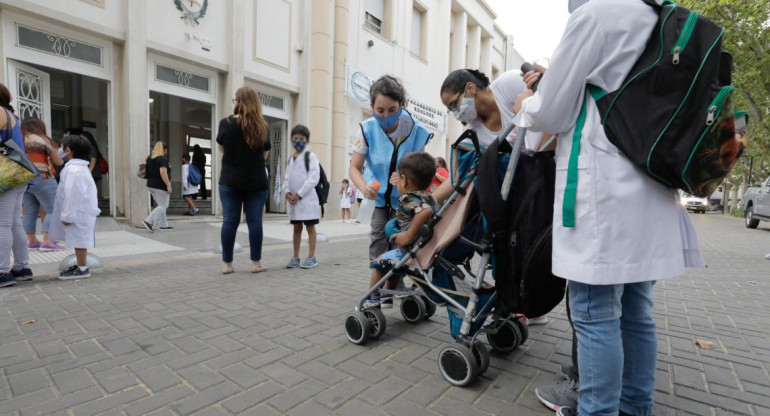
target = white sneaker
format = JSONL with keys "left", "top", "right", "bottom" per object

{"left": 527, "top": 315, "right": 549, "bottom": 325}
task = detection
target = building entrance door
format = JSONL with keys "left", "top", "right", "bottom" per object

{"left": 267, "top": 117, "right": 287, "bottom": 213}
{"left": 6, "top": 59, "right": 111, "bottom": 214}
{"left": 7, "top": 60, "right": 51, "bottom": 124}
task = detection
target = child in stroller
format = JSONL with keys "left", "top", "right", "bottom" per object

{"left": 364, "top": 152, "right": 437, "bottom": 308}
{"left": 344, "top": 126, "right": 563, "bottom": 387}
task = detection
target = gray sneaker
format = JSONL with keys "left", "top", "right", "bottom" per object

{"left": 556, "top": 408, "right": 576, "bottom": 416}
{"left": 535, "top": 378, "right": 579, "bottom": 411}
{"left": 560, "top": 363, "right": 577, "bottom": 379}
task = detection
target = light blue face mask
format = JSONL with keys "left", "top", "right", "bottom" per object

{"left": 373, "top": 108, "right": 402, "bottom": 130}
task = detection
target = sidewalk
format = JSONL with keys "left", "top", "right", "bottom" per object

{"left": 25, "top": 216, "right": 371, "bottom": 275}
{"left": 2, "top": 214, "right": 769, "bottom": 415}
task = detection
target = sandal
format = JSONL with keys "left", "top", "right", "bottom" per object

{"left": 251, "top": 263, "right": 266, "bottom": 273}
{"left": 222, "top": 264, "right": 234, "bottom": 275}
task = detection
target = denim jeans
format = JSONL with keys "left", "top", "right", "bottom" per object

{"left": 23, "top": 175, "right": 58, "bottom": 234}
{"left": 568, "top": 280, "right": 656, "bottom": 416}
{"left": 219, "top": 185, "right": 268, "bottom": 263}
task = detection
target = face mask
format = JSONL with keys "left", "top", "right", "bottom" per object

{"left": 454, "top": 96, "right": 477, "bottom": 123}
{"left": 292, "top": 140, "right": 306, "bottom": 152}
{"left": 373, "top": 108, "right": 402, "bottom": 130}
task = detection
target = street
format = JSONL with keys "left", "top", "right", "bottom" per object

{"left": 1, "top": 213, "right": 769, "bottom": 416}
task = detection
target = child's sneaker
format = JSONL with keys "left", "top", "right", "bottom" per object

{"left": 58, "top": 266, "right": 90, "bottom": 280}
{"left": 27, "top": 242, "right": 41, "bottom": 250}
{"left": 286, "top": 257, "right": 301, "bottom": 268}
{"left": 363, "top": 298, "right": 380, "bottom": 309}
{"left": 11, "top": 268, "right": 33, "bottom": 282}
{"left": 380, "top": 296, "right": 393, "bottom": 309}
{"left": 300, "top": 257, "right": 318, "bottom": 269}
{"left": 191, "top": 208, "right": 200, "bottom": 215}
{"left": 40, "top": 241, "right": 65, "bottom": 251}
{"left": 528, "top": 315, "right": 549, "bottom": 325}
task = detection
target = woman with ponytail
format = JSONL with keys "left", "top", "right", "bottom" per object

{"left": 216, "top": 86, "right": 271, "bottom": 274}
{"left": 440, "top": 68, "right": 548, "bottom": 149}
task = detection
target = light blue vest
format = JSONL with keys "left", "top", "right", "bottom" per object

{"left": 361, "top": 110, "right": 433, "bottom": 208}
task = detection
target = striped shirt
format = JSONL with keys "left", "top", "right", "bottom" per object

{"left": 23, "top": 134, "right": 53, "bottom": 178}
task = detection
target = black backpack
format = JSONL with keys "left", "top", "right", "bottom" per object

{"left": 302, "top": 152, "right": 330, "bottom": 216}
{"left": 585, "top": 0, "right": 742, "bottom": 199}
{"left": 476, "top": 135, "right": 565, "bottom": 318}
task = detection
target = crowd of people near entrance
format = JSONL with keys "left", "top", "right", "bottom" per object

{"left": 1, "top": 82, "right": 104, "bottom": 285}
{"left": 2, "top": 0, "right": 747, "bottom": 414}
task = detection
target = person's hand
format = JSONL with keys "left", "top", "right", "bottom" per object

{"left": 364, "top": 185, "right": 377, "bottom": 200}
{"left": 286, "top": 192, "right": 296, "bottom": 204}
{"left": 521, "top": 63, "right": 547, "bottom": 90}
{"left": 390, "top": 232, "right": 412, "bottom": 247}
{"left": 166, "top": 185, "right": 172, "bottom": 194}
{"left": 513, "top": 89, "right": 534, "bottom": 114}
{"left": 62, "top": 221, "right": 72, "bottom": 226}
{"left": 389, "top": 172, "right": 399, "bottom": 186}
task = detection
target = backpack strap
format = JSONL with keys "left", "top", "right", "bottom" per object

{"left": 304, "top": 151, "right": 310, "bottom": 171}
{"left": 562, "top": 93, "right": 590, "bottom": 228}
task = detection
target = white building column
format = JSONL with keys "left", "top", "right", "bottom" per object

{"left": 451, "top": 11, "right": 467, "bottom": 71}
{"left": 467, "top": 24, "right": 481, "bottom": 69}
{"left": 331, "top": 0, "right": 349, "bottom": 183}
{"left": 123, "top": 0, "right": 150, "bottom": 225}
{"left": 480, "top": 36, "right": 492, "bottom": 77}
{"left": 308, "top": 0, "right": 334, "bottom": 166}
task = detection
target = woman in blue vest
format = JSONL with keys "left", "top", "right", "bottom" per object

{"left": 349, "top": 75, "right": 433, "bottom": 264}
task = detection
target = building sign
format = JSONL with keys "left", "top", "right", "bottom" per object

{"left": 259, "top": 92, "right": 285, "bottom": 111}
{"left": 407, "top": 98, "right": 446, "bottom": 133}
{"left": 345, "top": 65, "right": 372, "bottom": 103}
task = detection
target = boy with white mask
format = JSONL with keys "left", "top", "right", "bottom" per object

{"left": 513, "top": 1, "right": 704, "bottom": 415}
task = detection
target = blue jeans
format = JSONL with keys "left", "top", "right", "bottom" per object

{"left": 569, "top": 280, "right": 657, "bottom": 416}
{"left": 23, "top": 176, "right": 58, "bottom": 234}
{"left": 219, "top": 185, "right": 268, "bottom": 263}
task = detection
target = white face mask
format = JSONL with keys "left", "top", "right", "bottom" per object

{"left": 454, "top": 97, "right": 477, "bottom": 123}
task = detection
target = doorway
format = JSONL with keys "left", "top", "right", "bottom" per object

{"left": 149, "top": 91, "right": 213, "bottom": 215}
{"left": 266, "top": 116, "right": 287, "bottom": 214}
{"left": 7, "top": 59, "right": 111, "bottom": 213}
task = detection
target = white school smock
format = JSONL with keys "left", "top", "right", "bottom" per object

{"left": 284, "top": 150, "right": 321, "bottom": 221}
{"left": 181, "top": 164, "right": 197, "bottom": 196}
{"left": 513, "top": 0, "right": 703, "bottom": 285}
{"left": 468, "top": 70, "right": 544, "bottom": 151}
{"left": 48, "top": 159, "right": 101, "bottom": 249}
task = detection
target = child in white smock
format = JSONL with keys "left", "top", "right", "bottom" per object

{"left": 283, "top": 124, "right": 321, "bottom": 269}
{"left": 49, "top": 135, "right": 101, "bottom": 280}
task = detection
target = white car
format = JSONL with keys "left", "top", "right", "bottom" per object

{"left": 680, "top": 192, "right": 709, "bottom": 214}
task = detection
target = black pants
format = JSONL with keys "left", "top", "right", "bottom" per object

{"left": 195, "top": 165, "right": 207, "bottom": 200}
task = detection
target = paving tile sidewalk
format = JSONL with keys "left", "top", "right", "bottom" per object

{"left": 1, "top": 214, "right": 768, "bottom": 415}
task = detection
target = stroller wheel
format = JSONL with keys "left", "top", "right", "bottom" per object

{"left": 514, "top": 316, "right": 529, "bottom": 345}
{"left": 422, "top": 296, "right": 437, "bottom": 319}
{"left": 487, "top": 319, "right": 522, "bottom": 355}
{"left": 401, "top": 295, "right": 426, "bottom": 324}
{"left": 344, "top": 311, "right": 371, "bottom": 345}
{"left": 470, "top": 340, "right": 490, "bottom": 376}
{"left": 363, "top": 308, "right": 387, "bottom": 339}
{"left": 438, "top": 342, "right": 478, "bottom": 387}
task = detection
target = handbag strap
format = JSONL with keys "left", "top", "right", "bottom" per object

{"left": 1, "top": 109, "right": 12, "bottom": 144}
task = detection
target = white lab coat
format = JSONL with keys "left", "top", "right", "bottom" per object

{"left": 284, "top": 150, "right": 320, "bottom": 221}
{"left": 49, "top": 159, "right": 100, "bottom": 249}
{"left": 513, "top": 0, "right": 703, "bottom": 285}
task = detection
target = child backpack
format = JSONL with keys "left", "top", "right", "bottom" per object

{"left": 475, "top": 134, "right": 565, "bottom": 319}
{"left": 577, "top": 0, "right": 743, "bottom": 206}
{"left": 187, "top": 163, "right": 202, "bottom": 186}
{"left": 303, "top": 152, "right": 331, "bottom": 216}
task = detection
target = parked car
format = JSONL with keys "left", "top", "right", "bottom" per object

{"left": 744, "top": 176, "right": 770, "bottom": 229}
{"left": 680, "top": 192, "right": 709, "bottom": 213}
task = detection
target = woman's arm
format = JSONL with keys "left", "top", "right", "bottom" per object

{"left": 350, "top": 152, "right": 376, "bottom": 199}
{"left": 89, "top": 157, "right": 97, "bottom": 172}
{"left": 159, "top": 166, "right": 172, "bottom": 193}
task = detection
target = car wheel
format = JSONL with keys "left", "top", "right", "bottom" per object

{"left": 745, "top": 206, "right": 760, "bottom": 229}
